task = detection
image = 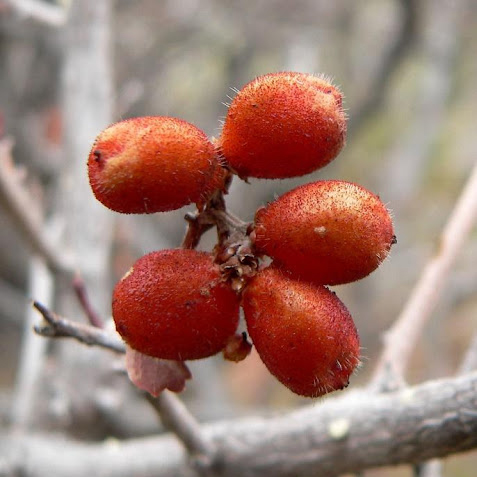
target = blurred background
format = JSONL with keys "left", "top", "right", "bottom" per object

{"left": 0, "top": 1, "right": 476, "bottom": 475}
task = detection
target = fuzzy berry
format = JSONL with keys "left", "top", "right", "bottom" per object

{"left": 112, "top": 249, "right": 240, "bottom": 360}
{"left": 253, "top": 180, "right": 395, "bottom": 285}
{"left": 88, "top": 116, "right": 225, "bottom": 214}
{"left": 218, "top": 72, "right": 346, "bottom": 179}
{"left": 243, "top": 266, "right": 360, "bottom": 397}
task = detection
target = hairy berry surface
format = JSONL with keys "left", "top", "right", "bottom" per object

{"left": 112, "top": 249, "right": 240, "bottom": 360}
{"left": 253, "top": 180, "right": 395, "bottom": 285}
{"left": 88, "top": 116, "right": 224, "bottom": 214}
{"left": 243, "top": 266, "right": 360, "bottom": 397}
{"left": 218, "top": 72, "right": 346, "bottom": 179}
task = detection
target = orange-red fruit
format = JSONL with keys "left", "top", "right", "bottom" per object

{"left": 112, "top": 249, "right": 240, "bottom": 360}
{"left": 218, "top": 72, "right": 346, "bottom": 179}
{"left": 253, "top": 180, "right": 395, "bottom": 285}
{"left": 88, "top": 116, "right": 224, "bottom": 214}
{"left": 243, "top": 266, "right": 360, "bottom": 397}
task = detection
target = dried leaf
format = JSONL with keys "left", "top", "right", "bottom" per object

{"left": 125, "top": 345, "right": 192, "bottom": 396}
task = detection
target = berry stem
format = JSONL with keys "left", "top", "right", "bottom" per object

{"left": 180, "top": 175, "right": 255, "bottom": 272}
{"left": 210, "top": 207, "right": 249, "bottom": 239}
{"left": 182, "top": 211, "right": 215, "bottom": 249}
{"left": 181, "top": 183, "right": 229, "bottom": 249}
{"left": 181, "top": 190, "right": 258, "bottom": 291}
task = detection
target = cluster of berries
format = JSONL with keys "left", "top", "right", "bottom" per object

{"left": 88, "top": 72, "right": 395, "bottom": 398}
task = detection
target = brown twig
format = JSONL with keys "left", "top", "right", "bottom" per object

{"left": 72, "top": 274, "right": 104, "bottom": 328}
{"left": 182, "top": 211, "right": 215, "bottom": 249}
{"left": 181, "top": 186, "right": 229, "bottom": 250}
{"left": 180, "top": 184, "right": 257, "bottom": 292}
{"left": 33, "top": 301, "right": 125, "bottom": 353}
{"left": 209, "top": 207, "right": 249, "bottom": 240}
{"left": 370, "top": 161, "right": 477, "bottom": 390}
{"left": 181, "top": 171, "right": 243, "bottom": 251}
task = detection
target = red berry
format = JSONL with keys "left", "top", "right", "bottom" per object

{"left": 112, "top": 249, "right": 240, "bottom": 360}
{"left": 253, "top": 180, "right": 395, "bottom": 285}
{"left": 88, "top": 116, "right": 225, "bottom": 214}
{"left": 218, "top": 72, "right": 346, "bottom": 179}
{"left": 243, "top": 266, "right": 360, "bottom": 397}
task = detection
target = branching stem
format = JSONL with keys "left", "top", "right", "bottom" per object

{"left": 33, "top": 301, "right": 125, "bottom": 353}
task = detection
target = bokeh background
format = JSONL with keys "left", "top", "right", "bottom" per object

{"left": 1, "top": 1, "right": 476, "bottom": 475}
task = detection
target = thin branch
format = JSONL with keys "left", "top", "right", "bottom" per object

{"left": 146, "top": 392, "right": 219, "bottom": 472}
{"left": 33, "top": 301, "right": 216, "bottom": 469}
{"left": 371, "top": 161, "right": 477, "bottom": 389}
{"left": 209, "top": 207, "right": 250, "bottom": 239}
{"left": 4, "top": 0, "right": 67, "bottom": 27}
{"left": 72, "top": 274, "right": 104, "bottom": 328}
{"left": 181, "top": 171, "right": 236, "bottom": 250}
{"left": 182, "top": 211, "right": 215, "bottom": 250}
{"left": 32, "top": 301, "right": 125, "bottom": 353}
{"left": 2, "top": 372, "right": 477, "bottom": 477}
{"left": 181, "top": 188, "right": 228, "bottom": 250}
{"left": 0, "top": 138, "right": 73, "bottom": 275}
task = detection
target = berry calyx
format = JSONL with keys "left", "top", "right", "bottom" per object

{"left": 242, "top": 266, "right": 360, "bottom": 397}
{"left": 88, "top": 116, "right": 225, "bottom": 214}
{"left": 222, "top": 332, "right": 253, "bottom": 362}
{"left": 218, "top": 72, "right": 347, "bottom": 179}
{"left": 253, "top": 180, "right": 395, "bottom": 285}
{"left": 112, "top": 249, "right": 240, "bottom": 360}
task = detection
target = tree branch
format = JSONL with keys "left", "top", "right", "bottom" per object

{"left": 72, "top": 274, "right": 105, "bottom": 328}
{"left": 2, "top": 372, "right": 477, "bottom": 477}
{"left": 146, "top": 392, "right": 219, "bottom": 472}
{"left": 4, "top": 0, "right": 67, "bottom": 27}
{"left": 32, "top": 301, "right": 125, "bottom": 354}
{"left": 0, "top": 138, "right": 73, "bottom": 275}
{"left": 32, "top": 301, "right": 217, "bottom": 468}
{"left": 371, "top": 161, "right": 477, "bottom": 389}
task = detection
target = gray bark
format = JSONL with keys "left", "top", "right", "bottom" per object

{"left": 2, "top": 372, "right": 477, "bottom": 477}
